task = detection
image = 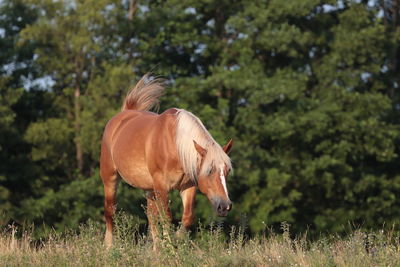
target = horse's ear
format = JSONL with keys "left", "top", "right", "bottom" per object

{"left": 223, "top": 139, "right": 233, "bottom": 154}
{"left": 193, "top": 140, "right": 207, "bottom": 158}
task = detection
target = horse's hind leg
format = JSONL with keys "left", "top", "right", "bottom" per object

{"left": 100, "top": 146, "right": 119, "bottom": 249}
{"left": 102, "top": 174, "right": 118, "bottom": 248}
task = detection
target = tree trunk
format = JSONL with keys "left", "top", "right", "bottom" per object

{"left": 391, "top": 0, "right": 399, "bottom": 99}
{"left": 74, "top": 85, "right": 83, "bottom": 173}
{"left": 128, "top": 0, "right": 137, "bottom": 20}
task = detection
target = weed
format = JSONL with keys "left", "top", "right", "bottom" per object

{"left": 2, "top": 215, "right": 400, "bottom": 266}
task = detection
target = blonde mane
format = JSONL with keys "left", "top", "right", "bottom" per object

{"left": 176, "top": 110, "right": 232, "bottom": 182}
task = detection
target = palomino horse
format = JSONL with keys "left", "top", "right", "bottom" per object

{"left": 100, "top": 74, "right": 233, "bottom": 248}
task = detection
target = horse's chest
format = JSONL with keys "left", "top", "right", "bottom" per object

{"left": 164, "top": 171, "right": 186, "bottom": 190}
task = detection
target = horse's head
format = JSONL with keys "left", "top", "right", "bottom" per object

{"left": 193, "top": 139, "right": 233, "bottom": 217}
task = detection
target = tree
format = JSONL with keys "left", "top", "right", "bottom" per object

{"left": 5, "top": 0, "right": 400, "bottom": 236}
{"left": 0, "top": 0, "right": 41, "bottom": 226}
{"left": 15, "top": 0, "right": 143, "bottom": 234}
{"left": 135, "top": 0, "right": 400, "bottom": 234}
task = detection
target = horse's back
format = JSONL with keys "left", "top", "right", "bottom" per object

{"left": 101, "top": 108, "right": 183, "bottom": 190}
{"left": 102, "top": 110, "right": 154, "bottom": 145}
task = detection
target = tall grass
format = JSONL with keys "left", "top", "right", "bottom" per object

{"left": 1, "top": 213, "right": 400, "bottom": 267}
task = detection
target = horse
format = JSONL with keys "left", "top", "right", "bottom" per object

{"left": 100, "top": 74, "right": 233, "bottom": 248}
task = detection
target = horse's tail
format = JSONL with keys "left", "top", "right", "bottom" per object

{"left": 121, "top": 73, "right": 165, "bottom": 111}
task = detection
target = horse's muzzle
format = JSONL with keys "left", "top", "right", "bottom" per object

{"left": 212, "top": 198, "right": 232, "bottom": 217}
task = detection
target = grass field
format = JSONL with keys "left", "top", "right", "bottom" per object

{"left": 1, "top": 213, "right": 400, "bottom": 267}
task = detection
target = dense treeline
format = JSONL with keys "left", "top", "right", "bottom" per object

{"left": 1, "top": 0, "right": 400, "bottom": 237}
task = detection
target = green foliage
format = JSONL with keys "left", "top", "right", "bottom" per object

{"left": 0, "top": 78, "right": 22, "bottom": 224}
{"left": 1, "top": 0, "right": 400, "bottom": 238}
{"left": 0, "top": 0, "right": 42, "bottom": 227}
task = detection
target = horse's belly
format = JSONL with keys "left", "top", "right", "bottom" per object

{"left": 118, "top": 167, "right": 154, "bottom": 190}
{"left": 114, "top": 155, "right": 154, "bottom": 190}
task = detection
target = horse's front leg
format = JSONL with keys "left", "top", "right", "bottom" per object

{"left": 180, "top": 186, "right": 196, "bottom": 230}
{"left": 146, "top": 189, "right": 172, "bottom": 222}
{"left": 146, "top": 186, "right": 172, "bottom": 250}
